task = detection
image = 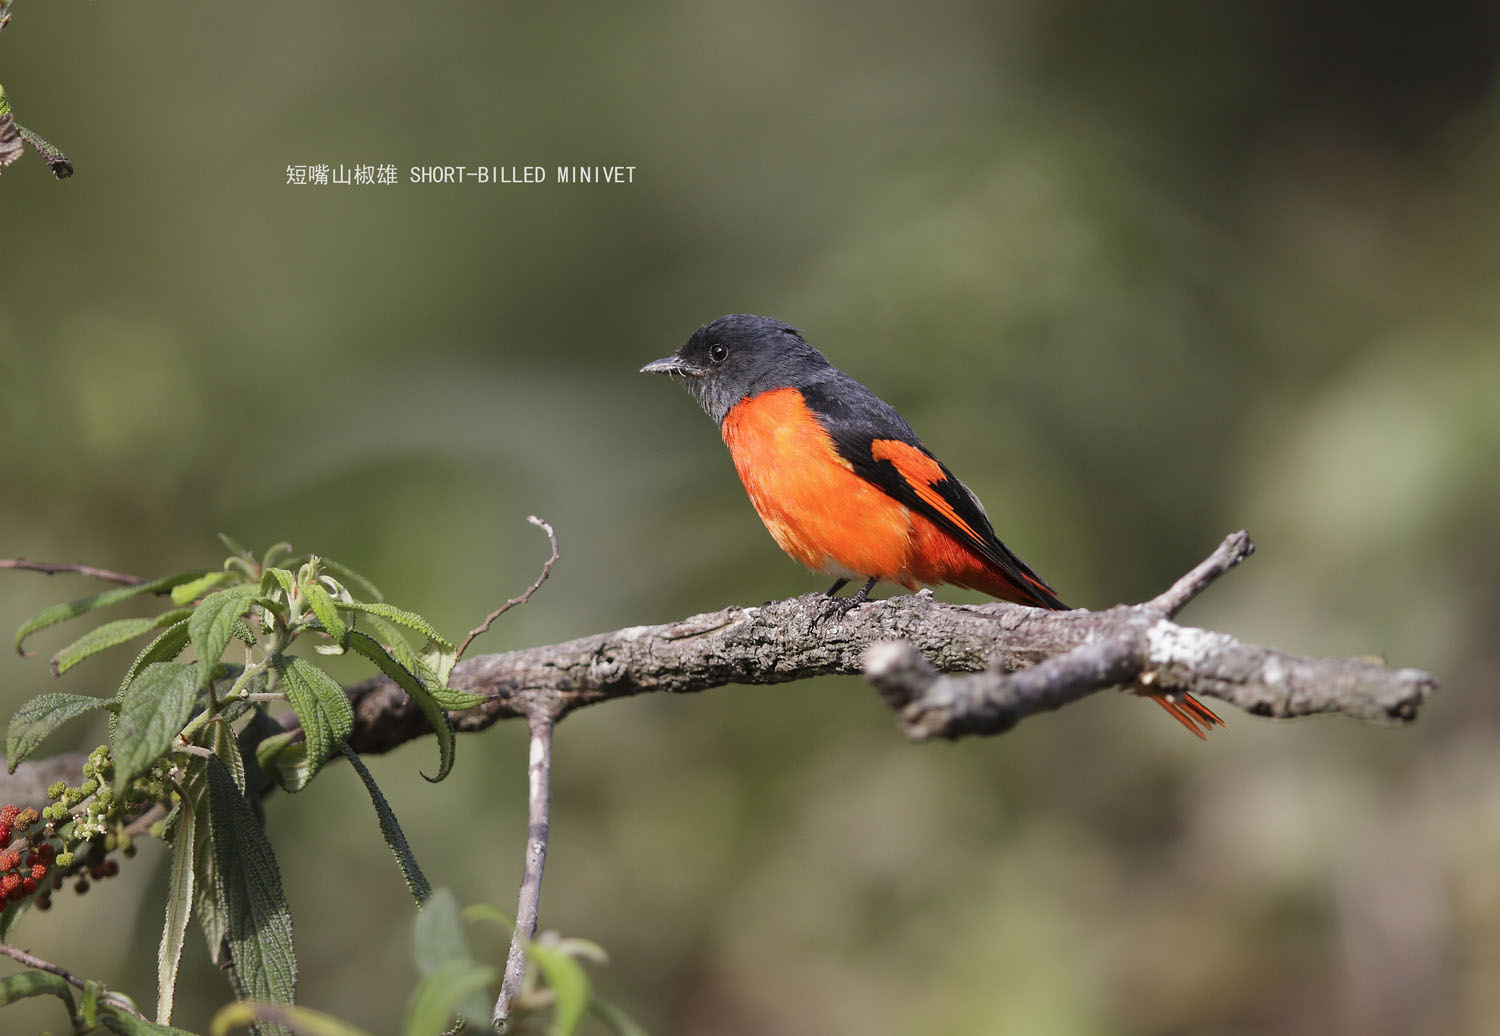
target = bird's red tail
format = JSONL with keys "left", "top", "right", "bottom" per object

{"left": 1147, "top": 691, "right": 1226, "bottom": 739}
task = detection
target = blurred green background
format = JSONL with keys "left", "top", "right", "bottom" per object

{"left": 3, "top": 1, "right": 1498, "bottom": 1033}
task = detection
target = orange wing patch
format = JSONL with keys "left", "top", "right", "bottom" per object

{"left": 869, "top": 439, "right": 985, "bottom": 549}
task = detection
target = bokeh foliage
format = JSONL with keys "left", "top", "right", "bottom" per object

{"left": 2, "top": 1, "right": 1497, "bottom": 1033}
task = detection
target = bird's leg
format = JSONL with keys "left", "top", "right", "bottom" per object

{"left": 824, "top": 578, "right": 850, "bottom": 597}
{"left": 819, "top": 576, "right": 877, "bottom": 622}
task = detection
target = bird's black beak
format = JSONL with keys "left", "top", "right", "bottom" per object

{"left": 640, "top": 355, "right": 703, "bottom": 377}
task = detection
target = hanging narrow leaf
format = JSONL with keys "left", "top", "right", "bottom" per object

{"left": 346, "top": 631, "right": 455, "bottom": 782}
{"left": 205, "top": 755, "right": 296, "bottom": 1030}
{"left": 14, "top": 570, "right": 212, "bottom": 655}
{"left": 170, "top": 571, "right": 235, "bottom": 606}
{"left": 340, "top": 744, "right": 431, "bottom": 904}
{"left": 158, "top": 780, "right": 197, "bottom": 1024}
{"left": 526, "top": 942, "right": 593, "bottom": 1036}
{"left": 119, "top": 619, "right": 192, "bottom": 695}
{"left": 51, "top": 609, "right": 193, "bottom": 677}
{"left": 6, "top": 692, "right": 112, "bottom": 771}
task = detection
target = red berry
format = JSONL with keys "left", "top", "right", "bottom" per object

{"left": 20, "top": 878, "right": 35, "bottom": 895}
{"left": 102, "top": 859, "right": 119, "bottom": 878}
{"left": 0, "top": 824, "right": 11, "bottom": 846}
{"left": 31, "top": 863, "right": 47, "bottom": 881}
{"left": 0, "top": 804, "right": 19, "bottom": 825}
{"left": 0, "top": 851, "right": 19, "bottom": 872}
{"left": 0, "top": 874, "right": 18, "bottom": 893}
{"left": 36, "top": 843, "right": 55, "bottom": 863}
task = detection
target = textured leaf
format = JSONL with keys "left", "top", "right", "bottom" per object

{"left": 14, "top": 570, "right": 211, "bottom": 655}
{"left": 346, "top": 631, "right": 455, "bottom": 782}
{"left": 338, "top": 602, "right": 452, "bottom": 652}
{"left": 113, "top": 662, "right": 200, "bottom": 794}
{"left": 425, "top": 687, "right": 487, "bottom": 711}
{"left": 190, "top": 586, "right": 264, "bottom": 682}
{"left": 120, "top": 619, "right": 192, "bottom": 694}
{"left": 50, "top": 611, "right": 192, "bottom": 677}
{"left": 218, "top": 533, "right": 254, "bottom": 560}
{"left": 340, "top": 745, "right": 431, "bottom": 903}
{"left": 210, "top": 1002, "right": 375, "bottom": 1036}
{"left": 403, "top": 962, "right": 496, "bottom": 1036}
{"left": 300, "top": 581, "right": 347, "bottom": 647}
{"left": 159, "top": 773, "right": 197, "bottom": 1024}
{"left": 6, "top": 692, "right": 112, "bottom": 771}
{"left": 262, "top": 567, "right": 296, "bottom": 599}
{"left": 526, "top": 941, "right": 592, "bottom": 1036}
{"left": 206, "top": 755, "right": 296, "bottom": 1027}
{"left": 273, "top": 656, "right": 353, "bottom": 784}
{"left": 171, "top": 571, "right": 234, "bottom": 606}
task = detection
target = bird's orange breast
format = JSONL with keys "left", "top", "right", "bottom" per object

{"left": 721, "top": 387, "right": 918, "bottom": 583}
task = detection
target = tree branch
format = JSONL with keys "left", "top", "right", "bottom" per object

{"left": 493, "top": 709, "right": 555, "bottom": 1029}
{"left": 0, "top": 532, "right": 1438, "bottom": 808}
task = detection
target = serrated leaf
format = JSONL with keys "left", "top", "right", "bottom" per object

{"left": 340, "top": 745, "right": 430, "bottom": 904}
{"left": 6, "top": 691, "right": 112, "bottom": 771}
{"left": 300, "top": 582, "right": 347, "bottom": 647}
{"left": 404, "top": 962, "right": 496, "bottom": 1036}
{"left": 205, "top": 755, "right": 296, "bottom": 1028}
{"left": 311, "top": 556, "right": 383, "bottom": 602}
{"left": 527, "top": 941, "right": 592, "bottom": 1036}
{"left": 14, "top": 569, "right": 212, "bottom": 656}
{"left": 210, "top": 1002, "right": 375, "bottom": 1036}
{"left": 159, "top": 772, "right": 197, "bottom": 1025}
{"left": 273, "top": 656, "right": 353, "bottom": 784}
{"left": 337, "top": 602, "right": 452, "bottom": 652}
{"left": 0, "top": 969, "right": 77, "bottom": 1011}
{"left": 346, "top": 631, "right": 455, "bottom": 782}
{"left": 208, "top": 718, "right": 247, "bottom": 794}
{"left": 171, "top": 571, "right": 235, "bottom": 606}
{"left": 190, "top": 587, "right": 264, "bottom": 683}
{"left": 182, "top": 758, "right": 226, "bottom": 968}
{"left": 231, "top": 618, "right": 257, "bottom": 646}
{"left": 120, "top": 619, "right": 192, "bottom": 695}
{"left": 51, "top": 609, "right": 193, "bottom": 677}
{"left": 112, "top": 662, "right": 200, "bottom": 794}
{"left": 262, "top": 567, "right": 296, "bottom": 599}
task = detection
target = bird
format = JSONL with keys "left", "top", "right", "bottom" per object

{"left": 641, "top": 313, "right": 1224, "bottom": 738}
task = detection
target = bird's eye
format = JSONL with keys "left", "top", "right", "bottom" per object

{"left": 708, "top": 343, "right": 728, "bottom": 365}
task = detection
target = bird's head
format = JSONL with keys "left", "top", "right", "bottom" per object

{"left": 641, "top": 314, "right": 832, "bottom": 425}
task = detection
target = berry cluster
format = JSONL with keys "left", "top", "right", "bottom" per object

{"left": 0, "top": 803, "right": 54, "bottom": 906}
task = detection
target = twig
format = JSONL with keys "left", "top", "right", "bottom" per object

{"left": 494, "top": 709, "right": 555, "bottom": 1030}
{"left": 457, "top": 516, "right": 559, "bottom": 660}
{"left": 0, "top": 558, "right": 144, "bottom": 585}
{"left": 1147, "top": 530, "right": 1255, "bottom": 617}
{"left": 0, "top": 942, "right": 150, "bottom": 1020}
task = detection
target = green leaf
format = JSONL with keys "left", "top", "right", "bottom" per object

{"left": 208, "top": 717, "right": 247, "bottom": 793}
{"left": 412, "top": 888, "right": 468, "bottom": 976}
{"left": 425, "top": 687, "right": 487, "bottom": 711}
{"left": 113, "top": 662, "right": 200, "bottom": 794}
{"left": 206, "top": 754, "right": 296, "bottom": 1027}
{"left": 210, "top": 1002, "right": 375, "bottom": 1036}
{"left": 6, "top": 691, "right": 112, "bottom": 771}
{"left": 346, "top": 631, "right": 455, "bottom": 782}
{"left": 171, "top": 571, "right": 235, "bottom": 606}
{"left": 50, "top": 610, "right": 192, "bottom": 677}
{"left": 14, "top": 569, "right": 212, "bottom": 655}
{"left": 0, "top": 969, "right": 76, "bottom": 1012}
{"left": 273, "top": 656, "right": 353, "bottom": 784}
{"left": 311, "top": 556, "right": 383, "bottom": 602}
{"left": 300, "top": 581, "right": 347, "bottom": 647}
{"left": 181, "top": 757, "right": 226, "bottom": 968}
{"left": 262, "top": 567, "right": 296, "bottom": 599}
{"left": 120, "top": 618, "right": 193, "bottom": 694}
{"left": 340, "top": 744, "right": 430, "bottom": 904}
{"left": 337, "top": 602, "right": 452, "bottom": 652}
{"left": 403, "top": 962, "right": 496, "bottom": 1036}
{"left": 190, "top": 586, "right": 264, "bottom": 682}
{"left": 526, "top": 942, "right": 592, "bottom": 1036}
{"left": 159, "top": 765, "right": 198, "bottom": 1024}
